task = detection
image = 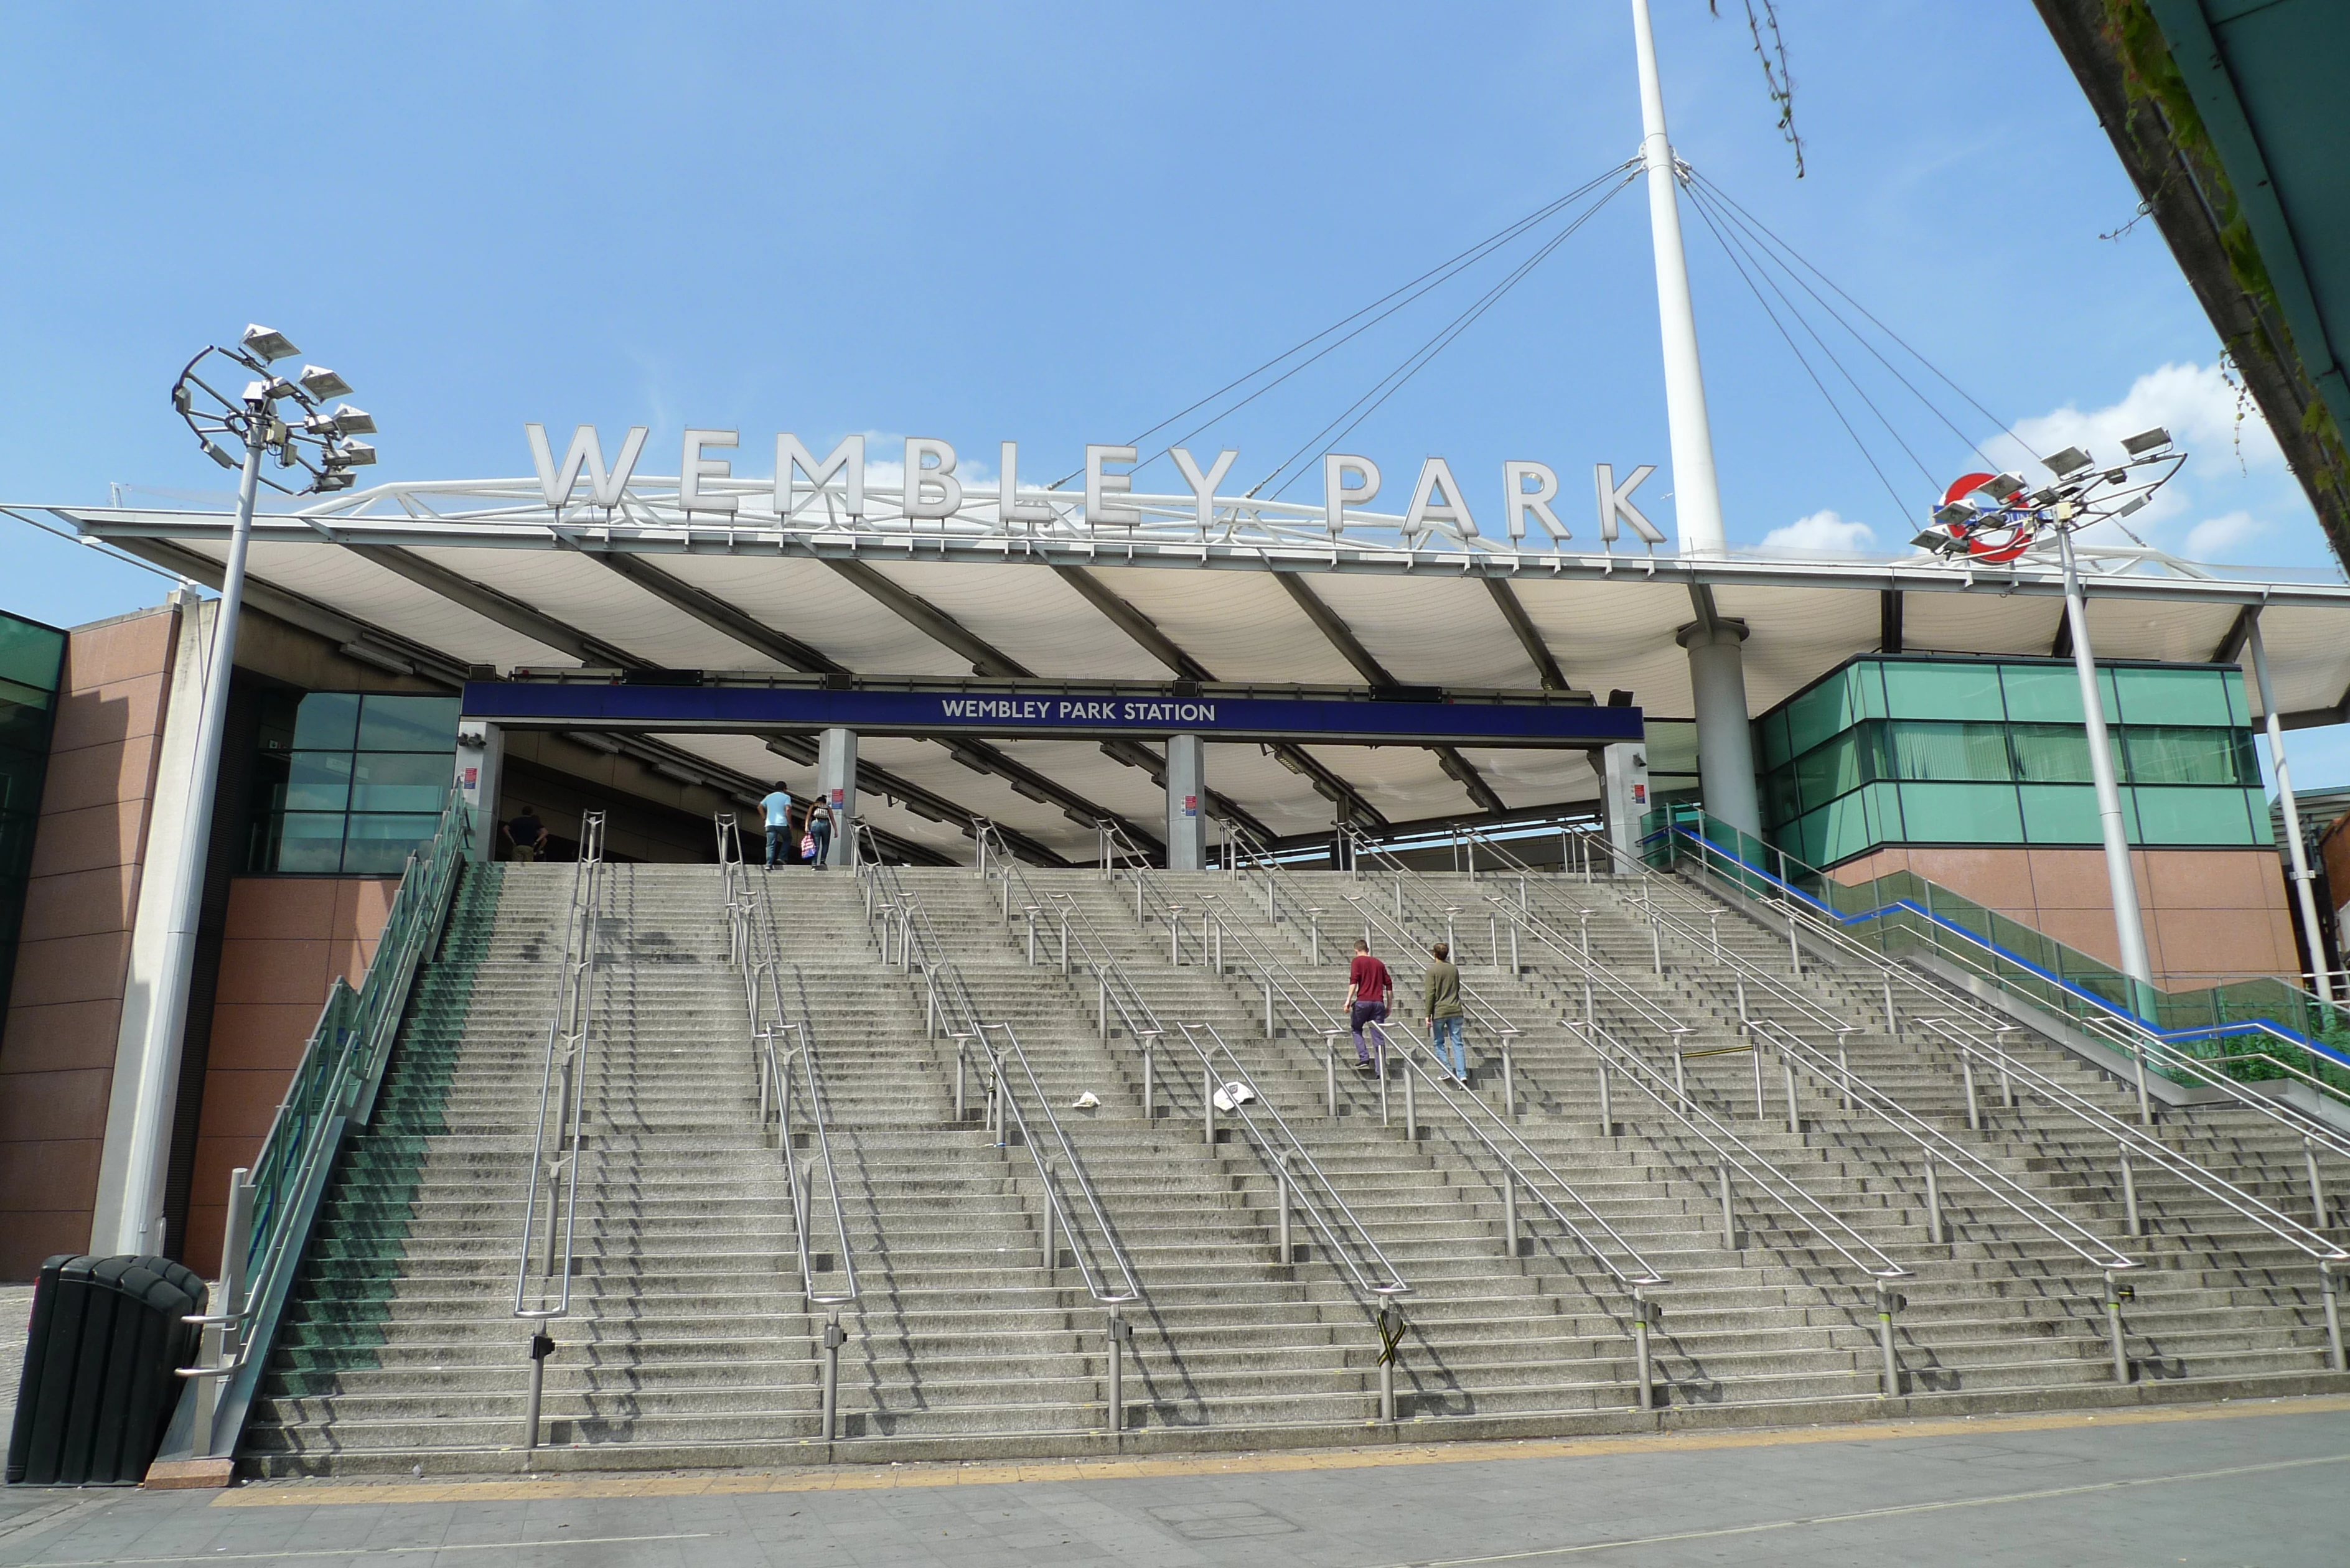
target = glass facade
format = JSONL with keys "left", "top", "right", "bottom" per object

{"left": 0, "top": 610, "right": 67, "bottom": 1032}
{"left": 1757, "top": 656, "right": 2268, "bottom": 868}
{"left": 249, "top": 691, "right": 461, "bottom": 874}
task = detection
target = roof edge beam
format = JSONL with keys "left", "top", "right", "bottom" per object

{"left": 827, "top": 559, "right": 1031, "bottom": 678}
{"left": 342, "top": 542, "right": 645, "bottom": 670}
{"left": 592, "top": 551, "right": 846, "bottom": 673}
{"left": 1482, "top": 579, "right": 1570, "bottom": 691}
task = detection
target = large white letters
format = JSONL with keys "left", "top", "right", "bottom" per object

{"left": 998, "top": 441, "right": 1056, "bottom": 525}
{"left": 1322, "top": 455, "right": 1380, "bottom": 535}
{"left": 678, "top": 429, "right": 739, "bottom": 515}
{"left": 527, "top": 422, "right": 648, "bottom": 509}
{"left": 1086, "top": 444, "right": 1141, "bottom": 528}
{"left": 1594, "top": 463, "right": 1665, "bottom": 544}
{"left": 1503, "top": 460, "right": 1568, "bottom": 542}
{"left": 904, "top": 437, "right": 962, "bottom": 520}
{"left": 1401, "top": 457, "right": 1476, "bottom": 541}
{"left": 1169, "top": 447, "right": 1237, "bottom": 531}
{"left": 775, "top": 433, "right": 865, "bottom": 519}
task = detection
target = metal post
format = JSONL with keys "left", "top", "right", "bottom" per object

{"left": 2120, "top": 1144, "right": 2142, "bottom": 1237}
{"left": 1632, "top": 1289, "right": 1654, "bottom": 1411}
{"left": 1106, "top": 1309, "right": 1127, "bottom": 1433}
{"left": 821, "top": 1311, "right": 843, "bottom": 1442}
{"left": 1883, "top": 974, "right": 1898, "bottom": 1038}
{"left": 1596, "top": 1060, "right": 1614, "bottom": 1137}
{"left": 1787, "top": 902, "right": 1802, "bottom": 978}
{"left": 1509, "top": 922, "right": 1520, "bottom": 976}
{"left": 1098, "top": 977, "right": 1108, "bottom": 1041}
{"left": 1502, "top": 1172, "right": 1520, "bottom": 1258}
{"left": 1961, "top": 1053, "right": 1980, "bottom": 1132}
{"left": 2105, "top": 1271, "right": 2132, "bottom": 1383}
{"left": 1024, "top": 908, "right": 1037, "bottom": 965}
{"left": 1673, "top": 1048, "right": 1688, "bottom": 1115}
{"left": 1837, "top": 1036, "right": 1851, "bottom": 1112}
{"left": 1059, "top": 917, "right": 1069, "bottom": 976}
{"left": 1041, "top": 1162, "right": 1057, "bottom": 1274}
{"left": 1502, "top": 1034, "right": 1517, "bottom": 1117}
{"left": 1204, "top": 1065, "right": 1217, "bottom": 1145}
{"left": 1169, "top": 908, "right": 1181, "bottom": 966}
{"left": 2306, "top": 1137, "right": 2329, "bottom": 1230}
{"left": 1324, "top": 1033, "right": 1338, "bottom": 1118}
{"left": 2250, "top": 615, "right": 2336, "bottom": 1002}
{"left": 954, "top": 1042, "right": 967, "bottom": 1121}
{"left": 1783, "top": 1058, "right": 1800, "bottom": 1135}
{"left": 1403, "top": 1058, "right": 1418, "bottom": 1142}
{"left": 524, "top": 1329, "right": 552, "bottom": 1450}
{"left": 1377, "top": 1303, "right": 1398, "bottom": 1422}
{"left": 1924, "top": 1152, "right": 1944, "bottom": 1244}
{"left": 2132, "top": 1033, "right": 2153, "bottom": 1128}
{"left": 1489, "top": 912, "right": 1499, "bottom": 969}
{"left": 1309, "top": 910, "right": 1322, "bottom": 967}
{"left": 1750, "top": 1041, "right": 1766, "bottom": 1121}
{"left": 1650, "top": 915, "right": 1663, "bottom": 976}
{"left": 1579, "top": 908, "right": 1591, "bottom": 963}
{"left": 1212, "top": 913, "right": 1223, "bottom": 974}
{"left": 2060, "top": 527, "right": 2155, "bottom": 1010}
{"left": 2323, "top": 1264, "right": 2346, "bottom": 1374}
{"left": 1143, "top": 1036, "right": 1156, "bottom": 1121}
{"left": 1718, "top": 1164, "right": 1736, "bottom": 1250}
{"left": 1264, "top": 978, "right": 1275, "bottom": 1040}
{"left": 1276, "top": 1158, "right": 1293, "bottom": 1264}
{"left": 1876, "top": 1281, "right": 1901, "bottom": 1398}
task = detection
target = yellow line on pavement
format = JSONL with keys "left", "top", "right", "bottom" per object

{"left": 212, "top": 1394, "right": 2350, "bottom": 1509}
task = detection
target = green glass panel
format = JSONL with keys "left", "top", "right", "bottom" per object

{"left": 1889, "top": 721, "right": 2013, "bottom": 782}
{"left": 291, "top": 692, "right": 360, "bottom": 751}
{"left": 1784, "top": 676, "right": 1851, "bottom": 758}
{"left": 1851, "top": 661, "right": 1889, "bottom": 720}
{"left": 1761, "top": 765, "right": 1801, "bottom": 828}
{"left": 282, "top": 752, "right": 353, "bottom": 813}
{"left": 1897, "top": 782, "right": 2023, "bottom": 843}
{"left": 2123, "top": 727, "right": 2249, "bottom": 785}
{"left": 341, "top": 813, "right": 441, "bottom": 874}
{"left": 356, "top": 695, "right": 461, "bottom": 752}
{"left": 2223, "top": 669, "right": 2250, "bottom": 727}
{"left": 2114, "top": 666, "right": 2233, "bottom": 727}
{"left": 1883, "top": 661, "right": 2005, "bottom": 721}
{"left": 1644, "top": 720, "right": 1698, "bottom": 781}
{"left": 0, "top": 614, "right": 65, "bottom": 693}
{"left": 1793, "top": 730, "right": 1865, "bottom": 813}
{"left": 2018, "top": 783, "right": 2102, "bottom": 843}
{"left": 1999, "top": 663, "right": 2080, "bottom": 723}
{"left": 2130, "top": 786, "right": 2255, "bottom": 846}
{"left": 1861, "top": 781, "right": 1904, "bottom": 846}
{"left": 1819, "top": 792, "right": 1875, "bottom": 864}
{"left": 2245, "top": 788, "right": 2275, "bottom": 845}
{"left": 351, "top": 752, "right": 453, "bottom": 813}
{"left": 268, "top": 813, "right": 346, "bottom": 873}
{"left": 1760, "top": 708, "right": 1791, "bottom": 771}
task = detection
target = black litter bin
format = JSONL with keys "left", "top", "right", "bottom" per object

{"left": 6, "top": 1254, "right": 208, "bottom": 1486}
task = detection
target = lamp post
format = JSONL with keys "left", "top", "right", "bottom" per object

{"left": 1918, "top": 431, "right": 2184, "bottom": 1021}
{"left": 111, "top": 327, "right": 375, "bottom": 1256}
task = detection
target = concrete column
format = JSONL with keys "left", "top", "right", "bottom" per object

{"left": 454, "top": 719, "right": 505, "bottom": 865}
{"left": 1678, "top": 622, "right": 1762, "bottom": 840}
{"left": 817, "top": 727, "right": 858, "bottom": 867}
{"left": 1166, "top": 734, "right": 1206, "bottom": 872}
{"left": 1601, "top": 743, "right": 1650, "bottom": 866}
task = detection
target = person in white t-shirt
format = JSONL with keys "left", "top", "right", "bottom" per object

{"left": 759, "top": 782, "right": 794, "bottom": 869}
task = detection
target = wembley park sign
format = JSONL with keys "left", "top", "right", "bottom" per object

{"left": 525, "top": 423, "right": 1670, "bottom": 550}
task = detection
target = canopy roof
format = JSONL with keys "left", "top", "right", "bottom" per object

{"left": 16, "top": 480, "right": 2350, "bottom": 864}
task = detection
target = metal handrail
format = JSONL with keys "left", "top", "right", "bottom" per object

{"left": 513, "top": 811, "right": 607, "bottom": 1325}
{"left": 978, "top": 821, "right": 1411, "bottom": 1301}
{"left": 1646, "top": 822, "right": 2350, "bottom": 1166}
{"left": 717, "top": 814, "right": 860, "bottom": 1307}
{"left": 856, "top": 823, "right": 1141, "bottom": 1307}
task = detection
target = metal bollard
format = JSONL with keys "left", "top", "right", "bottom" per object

{"left": 2105, "top": 1271, "right": 2133, "bottom": 1383}
{"left": 2120, "top": 1144, "right": 2142, "bottom": 1237}
{"left": 821, "top": 1311, "right": 845, "bottom": 1441}
{"left": 1718, "top": 1165, "right": 1736, "bottom": 1251}
{"left": 1105, "top": 1309, "right": 1130, "bottom": 1433}
{"left": 1876, "top": 1281, "right": 1903, "bottom": 1397}
{"left": 523, "top": 1328, "right": 555, "bottom": 1449}
{"left": 1924, "top": 1152, "right": 1944, "bottom": 1244}
{"left": 1631, "top": 1289, "right": 1654, "bottom": 1411}
{"left": 1377, "top": 1302, "right": 1398, "bottom": 1422}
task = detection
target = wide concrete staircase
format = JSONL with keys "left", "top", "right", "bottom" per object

{"left": 237, "top": 849, "right": 2349, "bottom": 1477}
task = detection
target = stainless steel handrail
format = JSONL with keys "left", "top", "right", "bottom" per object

{"left": 857, "top": 823, "right": 1141, "bottom": 1307}
{"left": 978, "top": 821, "right": 1412, "bottom": 1302}
{"left": 717, "top": 813, "right": 861, "bottom": 1308}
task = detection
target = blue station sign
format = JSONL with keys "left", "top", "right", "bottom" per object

{"left": 461, "top": 680, "right": 1642, "bottom": 748}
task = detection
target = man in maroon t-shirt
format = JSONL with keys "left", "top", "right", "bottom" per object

{"left": 1345, "top": 938, "right": 1393, "bottom": 1071}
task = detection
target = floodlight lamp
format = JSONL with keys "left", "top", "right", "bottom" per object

{"left": 243, "top": 380, "right": 269, "bottom": 406}
{"left": 1911, "top": 527, "right": 1960, "bottom": 553}
{"left": 337, "top": 440, "right": 377, "bottom": 466}
{"left": 262, "top": 376, "right": 304, "bottom": 403}
{"left": 315, "top": 471, "right": 355, "bottom": 492}
{"left": 202, "top": 439, "right": 238, "bottom": 469}
{"left": 241, "top": 324, "right": 299, "bottom": 362}
{"left": 2115, "top": 493, "right": 2149, "bottom": 518}
{"left": 1931, "top": 502, "right": 1974, "bottom": 527}
{"left": 1974, "top": 472, "right": 2026, "bottom": 503}
{"left": 2120, "top": 426, "right": 2172, "bottom": 456}
{"left": 2043, "top": 446, "right": 2094, "bottom": 478}
{"left": 171, "top": 383, "right": 193, "bottom": 415}
{"left": 330, "top": 404, "right": 375, "bottom": 434}
{"left": 297, "top": 365, "right": 352, "bottom": 399}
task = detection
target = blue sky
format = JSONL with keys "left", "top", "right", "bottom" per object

{"left": 6, "top": 2, "right": 2346, "bottom": 777}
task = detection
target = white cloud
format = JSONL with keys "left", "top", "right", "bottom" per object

{"left": 1762, "top": 508, "right": 1876, "bottom": 554}
{"left": 2002, "top": 361, "right": 2281, "bottom": 475}
{"left": 2182, "top": 508, "right": 2266, "bottom": 562}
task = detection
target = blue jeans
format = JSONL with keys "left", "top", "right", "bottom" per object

{"left": 808, "top": 824, "right": 831, "bottom": 868}
{"left": 765, "top": 825, "right": 791, "bottom": 867}
{"left": 1430, "top": 1015, "right": 1466, "bottom": 1080}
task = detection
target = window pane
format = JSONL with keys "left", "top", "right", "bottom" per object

{"left": 2123, "top": 726, "right": 2247, "bottom": 785}
{"left": 1889, "top": 721, "right": 2011, "bottom": 782}
{"left": 1762, "top": 765, "right": 1801, "bottom": 828}
{"left": 291, "top": 692, "right": 360, "bottom": 750}
{"left": 1883, "top": 661, "right": 2005, "bottom": 721}
{"left": 357, "top": 695, "right": 461, "bottom": 752}
{"left": 1794, "top": 730, "right": 1867, "bottom": 811}
{"left": 2113, "top": 666, "right": 2233, "bottom": 727}
{"left": 1850, "top": 661, "right": 1888, "bottom": 720}
{"left": 1645, "top": 720, "right": 1698, "bottom": 780}
{"left": 351, "top": 751, "right": 452, "bottom": 813}
{"left": 2245, "top": 787, "right": 2275, "bottom": 844}
{"left": 1898, "top": 782, "right": 2023, "bottom": 843}
{"left": 1784, "top": 677, "right": 1850, "bottom": 758}
{"left": 265, "top": 813, "right": 346, "bottom": 873}
{"left": 283, "top": 752, "right": 353, "bottom": 812}
{"left": 2018, "top": 783, "right": 2100, "bottom": 843}
{"left": 1759, "top": 709, "right": 1791, "bottom": 772}
{"left": 340, "top": 813, "right": 441, "bottom": 873}
{"left": 2130, "top": 786, "right": 2254, "bottom": 846}
{"left": 1819, "top": 793, "right": 1875, "bottom": 864}
{"left": 1861, "top": 781, "right": 1904, "bottom": 846}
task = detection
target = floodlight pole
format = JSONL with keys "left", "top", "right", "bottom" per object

{"left": 2247, "top": 614, "right": 2335, "bottom": 1003}
{"left": 114, "top": 405, "right": 268, "bottom": 1257}
{"left": 2057, "top": 526, "right": 2156, "bottom": 1013}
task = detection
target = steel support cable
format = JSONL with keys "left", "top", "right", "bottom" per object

{"left": 514, "top": 812, "right": 607, "bottom": 1323}
{"left": 1339, "top": 832, "right": 1917, "bottom": 1281}
{"left": 1258, "top": 173, "right": 1641, "bottom": 500}
{"left": 1679, "top": 185, "right": 1917, "bottom": 522}
{"left": 978, "top": 823, "right": 1409, "bottom": 1297}
{"left": 857, "top": 831, "right": 1141, "bottom": 1304}
{"left": 1685, "top": 168, "right": 2039, "bottom": 462}
{"left": 1054, "top": 160, "right": 1642, "bottom": 488}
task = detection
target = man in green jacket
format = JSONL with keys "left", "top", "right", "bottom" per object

{"left": 1422, "top": 941, "right": 1466, "bottom": 1084}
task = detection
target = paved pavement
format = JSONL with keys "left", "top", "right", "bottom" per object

{"left": 0, "top": 1398, "right": 2344, "bottom": 1566}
